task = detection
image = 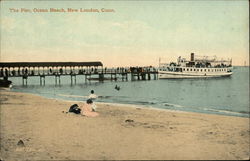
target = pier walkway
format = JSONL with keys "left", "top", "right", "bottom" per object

{"left": 0, "top": 62, "right": 158, "bottom": 85}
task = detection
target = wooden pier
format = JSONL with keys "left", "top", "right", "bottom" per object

{"left": 0, "top": 62, "right": 158, "bottom": 85}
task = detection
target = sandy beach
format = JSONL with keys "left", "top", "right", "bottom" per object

{"left": 0, "top": 90, "right": 249, "bottom": 160}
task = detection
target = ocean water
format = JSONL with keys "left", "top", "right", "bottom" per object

{"left": 7, "top": 66, "right": 250, "bottom": 118}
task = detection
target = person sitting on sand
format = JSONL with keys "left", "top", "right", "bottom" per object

{"left": 88, "top": 90, "right": 98, "bottom": 111}
{"left": 81, "top": 99, "right": 99, "bottom": 117}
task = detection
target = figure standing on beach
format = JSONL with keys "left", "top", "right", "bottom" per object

{"left": 88, "top": 90, "right": 98, "bottom": 111}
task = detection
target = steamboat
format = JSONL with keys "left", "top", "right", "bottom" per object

{"left": 158, "top": 53, "right": 233, "bottom": 79}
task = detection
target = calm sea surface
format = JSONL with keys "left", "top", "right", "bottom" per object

{"left": 7, "top": 66, "right": 249, "bottom": 117}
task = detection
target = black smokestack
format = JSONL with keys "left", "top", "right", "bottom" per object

{"left": 191, "top": 53, "right": 194, "bottom": 61}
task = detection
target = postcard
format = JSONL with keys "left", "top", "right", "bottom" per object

{"left": 0, "top": 0, "right": 249, "bottom": 160}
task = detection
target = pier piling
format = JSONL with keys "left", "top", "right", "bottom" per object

{"left": 40, "top": 75, "right": 45, "bottom": 85}
{"left": 55, "top": 75, "right": 61, "bottom": 85}
{"left": 70, "top": 74, "right": 76, "bottom": 85}
{"left": 148, "top": 73, "right": 151, "bottom": 80}
{"left": 22, "top": 75, "right": 28, "bottom": 86}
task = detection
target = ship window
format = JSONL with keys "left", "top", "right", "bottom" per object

{"left": 190, "top": 69, "right": 192, "bottom": 71}
{"left": 183, "top": 68, "right": 185, "bottom": 71}
{"left": 187, "top": 68, "right": 189, "bottom": 71}
{"left": 201, "top": 69, "right": 203, "bottom": 72}
{"left": 194, "top": 69, "right": 196, "bottom": 71}
{"left": 204, "top": 69, "right": 206, "bottom": 72}
{"left": 208, "top": 69, "right": 210, "bottom": 72}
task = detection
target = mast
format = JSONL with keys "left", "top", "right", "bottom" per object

{"left": 159, "top": 57, "right": 161, "bottom": 68}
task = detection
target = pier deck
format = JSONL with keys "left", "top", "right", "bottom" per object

{"left": 0, "top": 62, "right": 158, "bottom": 85}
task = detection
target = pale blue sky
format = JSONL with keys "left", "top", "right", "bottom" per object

{"left": 1, "top": 0, "right": 249, "bottom": 67}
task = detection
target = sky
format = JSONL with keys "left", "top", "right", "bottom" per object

{"left": 1, "top": 0, "right": 249, "bottom": 67}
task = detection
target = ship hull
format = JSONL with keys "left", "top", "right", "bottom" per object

{"left": 158, "top": 71, "right": 233, "bottom": 79}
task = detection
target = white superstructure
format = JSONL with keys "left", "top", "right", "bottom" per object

{"left": 158, "top": 53, "right": 233, "bottom": 79}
